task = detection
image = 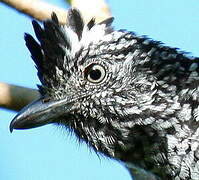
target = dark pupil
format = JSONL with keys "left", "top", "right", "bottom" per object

{"left": 89, "top": 69, "right": 101, "bottom": 80}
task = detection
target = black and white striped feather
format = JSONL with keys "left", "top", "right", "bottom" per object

{"left": 16, "top": 8, "right": 199, "bottom": 180}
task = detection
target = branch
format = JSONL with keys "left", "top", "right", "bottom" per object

{"left": 0, "top": 83, "right": 40, "bottom": 112}
{"left": 0, "top": 0, "right": 111, "bottom": 23}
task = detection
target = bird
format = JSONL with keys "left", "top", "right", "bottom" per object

{"left": 10, "top": 8, "right": 199, "bottom": 180}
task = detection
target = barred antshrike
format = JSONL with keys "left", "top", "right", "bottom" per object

{"left": 10, "top": 9, "right": 199, "bottom": 180}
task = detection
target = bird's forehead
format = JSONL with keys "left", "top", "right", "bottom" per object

{"left": 70, "top": 30, "right": 130, "bottom": 58}
{"left": 73, "top": 32, "right": 133, "bottom": 66}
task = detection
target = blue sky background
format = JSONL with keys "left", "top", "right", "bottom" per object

{"left": 1, "top": 0, "right": 199, "bottom": 180}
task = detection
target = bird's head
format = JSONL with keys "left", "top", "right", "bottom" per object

{"left": 10, "top": 9, "right": 159, "bottom": 159}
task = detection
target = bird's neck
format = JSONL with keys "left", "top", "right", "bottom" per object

{"left": 121, "top": 84, "right": 199, "bottom": 179}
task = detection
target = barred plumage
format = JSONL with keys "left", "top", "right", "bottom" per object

{"left": 10, "top": 9, "right": 199, "bottom": 180}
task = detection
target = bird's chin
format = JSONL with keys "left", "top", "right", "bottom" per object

{"left": 10, "top": 97, "right": 75, "bottom": 132}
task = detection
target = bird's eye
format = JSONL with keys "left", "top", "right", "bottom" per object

{"left": 84, "top": 64, "right": 106, "bottom": 83}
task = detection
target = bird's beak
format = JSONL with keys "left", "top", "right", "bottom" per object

{"left": 10, "top": 97, "right": 74, "bottom": 132}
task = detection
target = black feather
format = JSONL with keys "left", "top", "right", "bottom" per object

{"left": 32, "top": 20, "right": 44, "bottom": 43}
{"left": 67, "top": 9, "right": 84, "bottom": 40}
{"left": 24, "top": 33, "right": 43, "bottom": 69}
{"left": 87, "top": 18, "right": 95, "bottom": 30}
{"left": 98, "top": 17, "right": 114, "bottom": 27}
{"left": 51, "top": 12, "right": 59, "bottom": 24}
